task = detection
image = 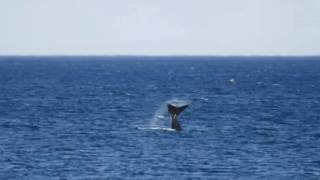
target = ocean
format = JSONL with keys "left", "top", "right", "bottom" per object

{"left": 0, "top": 56, "right": 319, "bottom": 179}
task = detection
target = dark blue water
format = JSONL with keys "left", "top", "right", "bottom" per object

{"left": 0, "top": 56, "right": 320, "bottom": 179}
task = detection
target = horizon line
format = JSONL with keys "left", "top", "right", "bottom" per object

{"left": 0, "top": 54, "right": 320, "bottom": 58}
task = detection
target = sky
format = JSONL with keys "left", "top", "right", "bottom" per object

{"left": 1, "top": 0, "right": 320, "bottom": 56}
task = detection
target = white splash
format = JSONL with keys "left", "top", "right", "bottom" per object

{"left": 199, "top": 97, "right": 209, "bottom": 101}
{"left": 229, "top": 78, "right": 235, "bottom": 83}
{"left": 137, "top": 127, "right": 176, "bottom": 132}
{"left": 149, "top": 102, "right": 168, "bottom": 128}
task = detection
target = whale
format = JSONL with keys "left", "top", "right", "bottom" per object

{"left": 167, "top": 103, "right": 189, "bottom": 131}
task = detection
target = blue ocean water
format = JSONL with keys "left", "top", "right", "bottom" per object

{"left": 0, "top": 56, "right": 320, "bottom": 180}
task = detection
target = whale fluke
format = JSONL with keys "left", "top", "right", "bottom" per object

{"left": 167, "top": 104, "right": 189, "bottom": 131}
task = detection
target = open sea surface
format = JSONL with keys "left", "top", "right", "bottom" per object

{"left": 0, "top": 56, "right": 320, "bottom": 179}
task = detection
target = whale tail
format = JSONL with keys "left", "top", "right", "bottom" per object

{"left": 167, "top": 104, "right": 189, "bottom": 131}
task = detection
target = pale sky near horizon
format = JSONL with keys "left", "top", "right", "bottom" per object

{"left": 1, "top": 0, "right": 320, "bottom": 56}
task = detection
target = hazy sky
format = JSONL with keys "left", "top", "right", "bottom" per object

{"left": 1, "top": 0, "right": 320, "bottom": 55}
